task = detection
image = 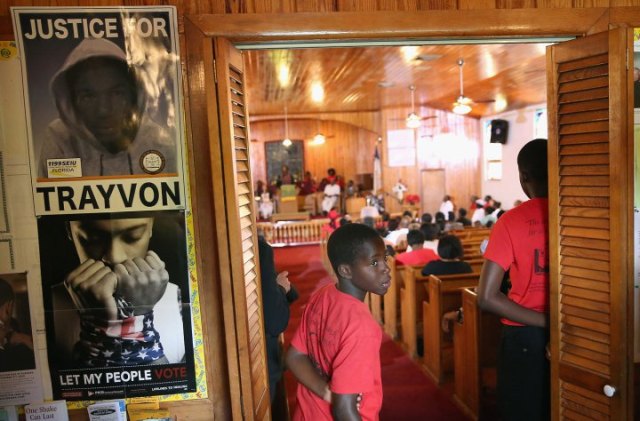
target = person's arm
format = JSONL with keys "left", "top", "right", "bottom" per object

{"left": 332, "top": 393, "right": 361, "bottom": 421}
{"left": 285, "top": 345, "right": 331, "bottom": 402}
{"left": 259, "top": 239, "right": 291, "bottom": 335}
{"left": 477, "top": 260, "right": 547, "bottom": 327}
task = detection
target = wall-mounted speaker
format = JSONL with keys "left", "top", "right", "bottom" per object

{"left": 490, "top": 119, "right": 509, "bottom": 144}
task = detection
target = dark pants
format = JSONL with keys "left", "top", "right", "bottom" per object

{"left": 497, "top": 325, "right": 550, "bottom": 421}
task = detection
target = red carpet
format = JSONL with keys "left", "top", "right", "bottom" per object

{"left": 274, "top": 244, "right": 469, "bottom": 420}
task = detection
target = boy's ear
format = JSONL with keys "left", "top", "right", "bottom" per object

{"left": 337, "top": 263, "right": 352, "bottom": 279}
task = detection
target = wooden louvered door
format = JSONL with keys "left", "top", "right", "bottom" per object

{"left": 547, "top": 28, "right": 633, "bottom": 420}
{"left": 213, "top": 38, "right": 271, "bottom": 420}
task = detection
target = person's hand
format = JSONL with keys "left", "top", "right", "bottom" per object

{"left": 65, "top": 259, "right": 119, "bottom": 320}
{"left": 545, "top": 342, "right": 551, "bottom": 360}
{"left": 114, "top": 251, "right": 169, "bottom": 315}
{"left": 441, "top": 310, "right": 458, "bottom": 333}
{"left": 276, "top": 271, "right": 291, "bottom": 293}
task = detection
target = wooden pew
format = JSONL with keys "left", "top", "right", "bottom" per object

{"left": 383, "top": 258, "right": 400, "bottom": 338}
{"left": 465, "top": 258, "right": 485, "bottom": 273}
{"left": 383, "top": 260, "right": 422, "bottom": 339}
{"left": 399, "top": 267, "right": 430, "bottom": 358}
{"left": 422, "top": 273, "right": 480, "bottom": 384}
{"left": 452, "top": 288, "right": 501, "bottom": 420}
{"left": 451, "top": 227, "right": 492, "bottom": 241}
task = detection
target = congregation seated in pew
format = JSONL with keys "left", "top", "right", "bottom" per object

{"left": 395, "top": 229, "right": 438, "bottom": 267}
{"left": 421, "top": 235, "right": 473, "bottom": 276}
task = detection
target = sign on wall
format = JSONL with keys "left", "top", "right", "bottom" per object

{"left": 11, "top": 7, "right": 186, "bottom": 216}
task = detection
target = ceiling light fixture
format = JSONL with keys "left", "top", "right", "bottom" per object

{"left": 452, "top": 58, "right": 472, "bottom": 115}
{"left": 311, "top": 82, "right": 324, "bottom": 103}
{"left": 406, "top": 85, "right": 422, "bottom": 129}
{"left": 311, "top": 132, "right": 326, "bottom": 145}
{"left": 277, "top": 63, "right": 290, "bottom": 88}
{"left": 401, "top": 46, "right": 419, "bottom": 63}
{"left": 282, "top": 105, "right": 292, "bottom": 147}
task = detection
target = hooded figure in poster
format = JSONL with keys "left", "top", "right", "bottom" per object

{"left": 39, "top": 38, "right": 176, "bottom": 178}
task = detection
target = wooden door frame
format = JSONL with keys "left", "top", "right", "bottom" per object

{"left": 181, "top": 7, "right": 640, "bottom": 419}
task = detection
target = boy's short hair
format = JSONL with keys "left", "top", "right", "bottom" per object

{"left": 327, "top": 223, "right": 381, "bottom": 276}
{"left": 0, "top": 278, "right": 15, "bottom": 306}
{"left": 420, "top": 223, "right": 437, "bottom": 241}
{"left": 421, "top": 213, "right": 433, "bottom": 223}
{"left": 437, "top": 235, "right": 464, "bottom": 259}
{"left": 517, "top": 138, "right": 548, "bottom": 183}
{"left": 458, "top": 208, "right": 468, "bottom": 217}
{"left": 388, "top": 218, "right": 400, "bottom": 232}
{"left": 407, "top": 229, "right": 425, "bottom": 246}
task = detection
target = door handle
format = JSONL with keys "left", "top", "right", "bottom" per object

{"left": 603, "top": 385, "right": 616, "bottom": 398}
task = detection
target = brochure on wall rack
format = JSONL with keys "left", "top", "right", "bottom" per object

{"left": 25, "top": 401, "right": 69, "bottom": 421}
{"left": 11, "top": 6, "right": 187, "bottom": 216}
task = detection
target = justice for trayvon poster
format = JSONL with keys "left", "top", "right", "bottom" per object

{"left": 37, "top": 210, "right": 196, "bottom": 400}
{"left": 11, "top": 7, "right": 186, "bottom": 216}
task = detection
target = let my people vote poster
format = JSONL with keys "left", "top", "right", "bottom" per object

{"left": 11, "top": 7, "right": 186, "bottom": 216}
{"left": 37, "top": 210, "right": 196, "bottom": 400}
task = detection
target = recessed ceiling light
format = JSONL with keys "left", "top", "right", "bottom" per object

{"left": 414, "top": 54, "right": 442, "bottom": 62}
{"left": 311, "top": 82, "right": 324, "bottom": 103}
{"left": 378, "top": 81, "right": 394, "bottom": 88}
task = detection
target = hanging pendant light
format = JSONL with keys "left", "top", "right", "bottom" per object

{"left": 311, "top": 132, "right": 326, "bottom": 145}
{"left": 452, "top": 58, "right": 472, "bottom": 115}
{"left": 310, "top": 119, "right": 326, "bottom": 145}
{"left": 282, "top": 105, "right": 292, "bottom": 147}
{"left": 406, "top": 85, "right": 422, "bottom": 129}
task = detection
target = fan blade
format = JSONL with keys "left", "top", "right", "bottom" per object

{"left": 473, "top": 98, "right": 496, "bottom": 104}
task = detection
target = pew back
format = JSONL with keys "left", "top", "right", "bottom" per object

{"left": 422, "top": 273, "right": 480, "bottom": 385}
{"left": 399, "top": 267, "right": 430, "bottom": 358}
{"left": 452, "top": 288, "right": 501, "bottom": 421}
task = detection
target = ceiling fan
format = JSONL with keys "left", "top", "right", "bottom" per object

{"left": 452, "top": 58, "right": 495, "bottom": 115}
{"left": 392, "top": 85, "right": 438, "bottom": 128}
{"left": 307, "top": 132, "right": 335, "bottom": 145}
{"left": 307, "top": 120, "right": 335, "bottom": 145}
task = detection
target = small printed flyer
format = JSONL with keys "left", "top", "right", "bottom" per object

{"left": 0, "top": 272, "right": 43, "bottom": 406}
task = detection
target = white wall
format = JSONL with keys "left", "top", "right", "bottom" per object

{"left": 480, "top": 103, "right": 547, "bottom": 210}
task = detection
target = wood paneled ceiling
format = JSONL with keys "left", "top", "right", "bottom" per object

{"left": 244, "top": 42, "right": 549, "bottom": 119}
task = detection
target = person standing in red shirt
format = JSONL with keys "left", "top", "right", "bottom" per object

{"left": 477, "top": 138, "right": 549, "bottom": 421}
{"left": 395, "top": 230, "right": 438, "bottom": 267}
{"left": 286, "top": 223, "right": 391, "bottom": 420}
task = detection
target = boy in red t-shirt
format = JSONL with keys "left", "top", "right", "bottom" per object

{"left": 477, "top": 138, "right": 549, "bottom": 421}
{"left": 395, "top": 229, "right": 438, "bottom": 267}
{"left": 286, "top": 223, "right": 391, "bottom": 420}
